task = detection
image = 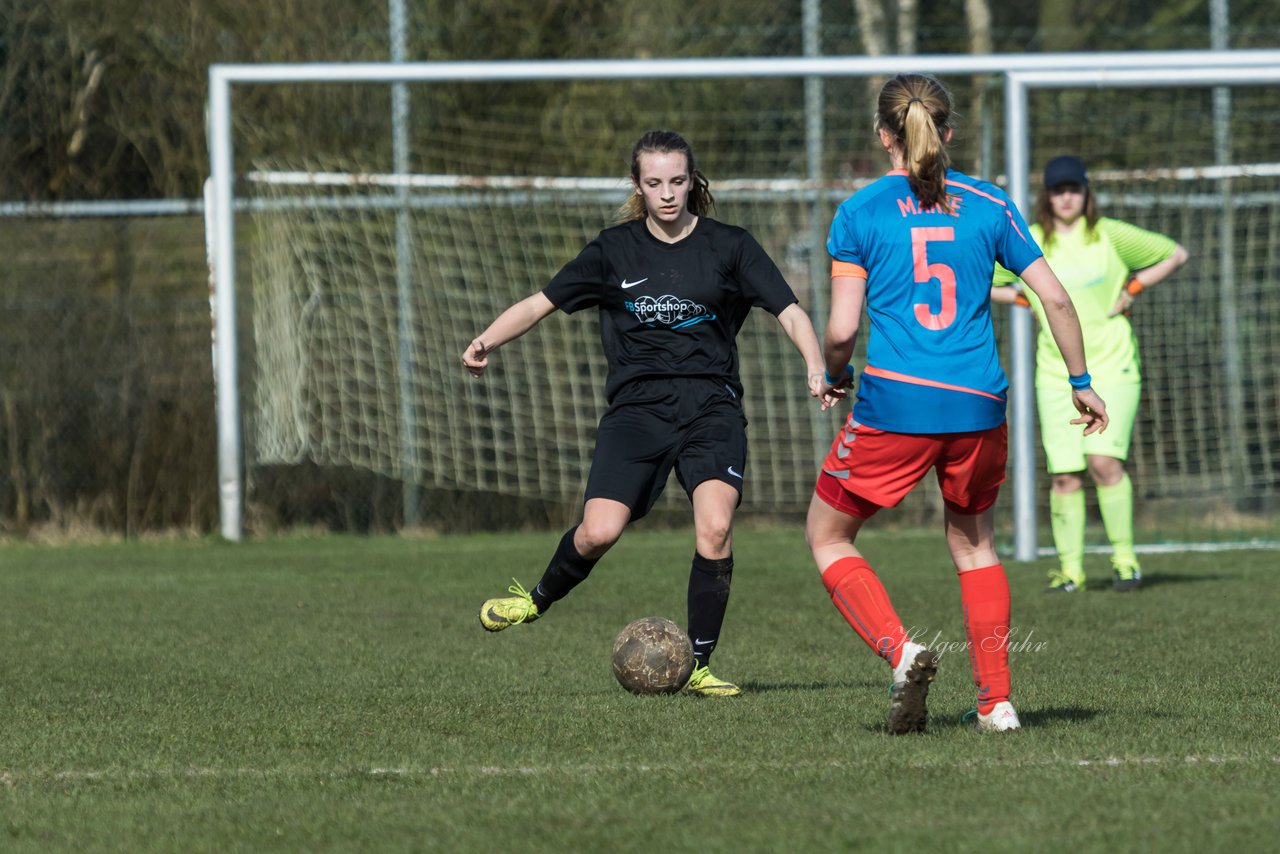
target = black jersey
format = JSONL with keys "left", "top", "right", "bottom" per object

{"left": 543, "top": 217, "right": 799, "bottom": 402}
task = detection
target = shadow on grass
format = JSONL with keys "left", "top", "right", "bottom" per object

{"left": 741, "top": 679, "right": 878, "bottom": 694}
{"left": 1082, "top": 572, "right": 1234, "bottom": 592}
{"left": 1015, "top": 706, "right": 1102, "bottom": 726}
{"left": 897, "top": 705, "right": 1104, "bottom": 733}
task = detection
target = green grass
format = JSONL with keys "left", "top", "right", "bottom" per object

{"left": 1, "top": 528, "right": 1277, "bottom": 852}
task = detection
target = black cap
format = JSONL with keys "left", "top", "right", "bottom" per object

{"left": 1043, "top": 155, "right": 1088, "bottom": 188}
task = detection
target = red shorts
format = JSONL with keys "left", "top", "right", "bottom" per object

{"left": 815, "top": 419, "right": 1007, "bottom": 518}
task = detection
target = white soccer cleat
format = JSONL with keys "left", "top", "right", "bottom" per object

{"left": 975, "top": 701, "right": 1022, "bottom": 733}
{"left": 891, "top": 640, "right": 928, "bottom": 686}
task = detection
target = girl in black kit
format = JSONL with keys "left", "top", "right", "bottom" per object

{"left": 465, "top": 130, "right": 827, "bottom": 695}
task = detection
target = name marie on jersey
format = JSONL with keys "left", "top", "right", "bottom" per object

{"left": 624, "top": 294, "right": 716, "bottom": 330}
{"left": 897, "top": 195, "right": 963, "bottom": 217}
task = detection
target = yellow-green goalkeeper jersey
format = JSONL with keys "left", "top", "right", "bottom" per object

{"left": 994, "top": 217, "right": 1178, "bottom": 386}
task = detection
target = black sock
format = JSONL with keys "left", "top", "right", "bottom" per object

{"left": 687, "top": 552, "right": 733, "bottom": 667}
{"left": 530, "top": 526, "right": 599, "bottom": 612}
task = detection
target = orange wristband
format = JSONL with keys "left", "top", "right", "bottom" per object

{"left": 1125, "top": 278, "right": 1144, "bottom": 296}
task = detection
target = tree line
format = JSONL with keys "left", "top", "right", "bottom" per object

{"left": 1, "top": 0, "right": 1268, "bottom": 203}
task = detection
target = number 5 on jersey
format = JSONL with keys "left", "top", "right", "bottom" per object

{"left": 912, "top": 226, "right": 956, "bottom": 330}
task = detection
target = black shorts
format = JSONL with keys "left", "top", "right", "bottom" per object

{"left": 585, "top": 377, "right": 748, "bottom": 521}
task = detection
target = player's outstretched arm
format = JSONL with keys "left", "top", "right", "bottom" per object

{"left": 816, "top": 275, "right": 866, "bottom": 410}
{"left": 1019, "top": 258, "right": 1108, "bottom": 435}
{"left": 462, "top": 291, "right": 557, "bottom": 379}
{"left": 774, "top": 303, "right": 831, "bottom": 401}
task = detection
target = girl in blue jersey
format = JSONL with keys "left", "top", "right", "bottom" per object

{"left": 465, "top": 130, "right": 827, "bottom": 697}
{"left": 807, "top": 74, "right": 1108, "bottom": 734}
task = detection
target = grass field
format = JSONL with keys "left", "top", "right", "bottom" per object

{"left": 1, "top": 526, "right": 1277, "bottom": 852}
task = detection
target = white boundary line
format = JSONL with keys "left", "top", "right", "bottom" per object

{"left": 3, "top": 754, "right": 1277, "bottom": 785}
{"left": 1031, "top": 540, "right": 1280, "bottom": 559}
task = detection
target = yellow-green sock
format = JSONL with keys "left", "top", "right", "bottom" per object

{"left": 1097, "top": 473, "right": 1138, "bottom": 569}
{"left": 1050, "top": 488, "right": 1086, "bottom": 583}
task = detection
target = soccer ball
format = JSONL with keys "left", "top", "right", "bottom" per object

{"left": 611, "top": 616, "right": 695, "bottom": 695}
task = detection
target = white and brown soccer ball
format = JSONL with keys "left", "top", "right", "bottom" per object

{"left": 611, "top": 616, "right": 695, "bottom": 695}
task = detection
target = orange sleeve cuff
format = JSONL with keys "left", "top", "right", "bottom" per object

{"left": 831, "top": 260, "right": 867, "bottom": 280}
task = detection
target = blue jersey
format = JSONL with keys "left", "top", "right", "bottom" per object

{"left": 827, "top": 169, "right": 1042, "bottom": 433}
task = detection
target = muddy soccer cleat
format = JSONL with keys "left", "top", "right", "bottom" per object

{"left": 479, "top": 580, "right": 541, "bottom": 632}
{"left": 888, "top": 642, "right": 939, "bottom": 735}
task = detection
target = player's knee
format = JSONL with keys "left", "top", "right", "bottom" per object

{"left": 1051, "top": 472, "right": 1084, "bottom": 493}
{"left": 575, "top": 519, "right": 623, "bottom": 554}
{"left": 1087, "top": 456, "right": 1124, "bottom": 486}
{"left": 695, "top": 519, "right": 732, "bottom": 558}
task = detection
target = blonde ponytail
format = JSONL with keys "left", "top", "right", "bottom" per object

{"left": 876, "top": 75, "right": 955, "bottom": 212}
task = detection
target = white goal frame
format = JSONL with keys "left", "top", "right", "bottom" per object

{"left": 208, "top": 49, "right": 1280, "bottom": 548}
{"left": 1001, "top": 64, "right": 1280, "bottom": 559}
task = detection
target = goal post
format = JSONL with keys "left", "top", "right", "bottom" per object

{"left": 207, "top": 50, "right": 1280, "bottom": 546}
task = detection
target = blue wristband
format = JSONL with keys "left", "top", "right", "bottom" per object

{"left": 824, "top": 364, "right": 853, "bottom": 385}
{"left": 1068, "top": 372, "right": 1092, "bottom": 390}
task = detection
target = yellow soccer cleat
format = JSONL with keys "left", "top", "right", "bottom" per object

{"left": 684, "top": 664, "right": 741, "bottom": 697}
{"left": 1045, "top": 570, "right": 1085, "bottom": 593}
{"left": 479, "top": 580, "right": 541, "bottom": 632}
{"left": 1112, "top": 562, "right": 1143, "bottom": 592}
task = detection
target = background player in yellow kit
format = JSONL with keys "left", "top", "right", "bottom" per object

{"left": 994, "top": 155, "right": 1188, "bottom": 592}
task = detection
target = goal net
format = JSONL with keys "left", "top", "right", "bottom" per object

{"left": 243, "top": 162, "right": 838, "bottom": 524}
{"left": 223, "top": 66, "right": 1280, "bottom": 543}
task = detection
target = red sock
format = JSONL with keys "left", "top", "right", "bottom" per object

{"left": 958, "top": 564, "right": 1012, "bottom": 715}
{"left": 821, "top": 557, "right": 909, "bottom": 666}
